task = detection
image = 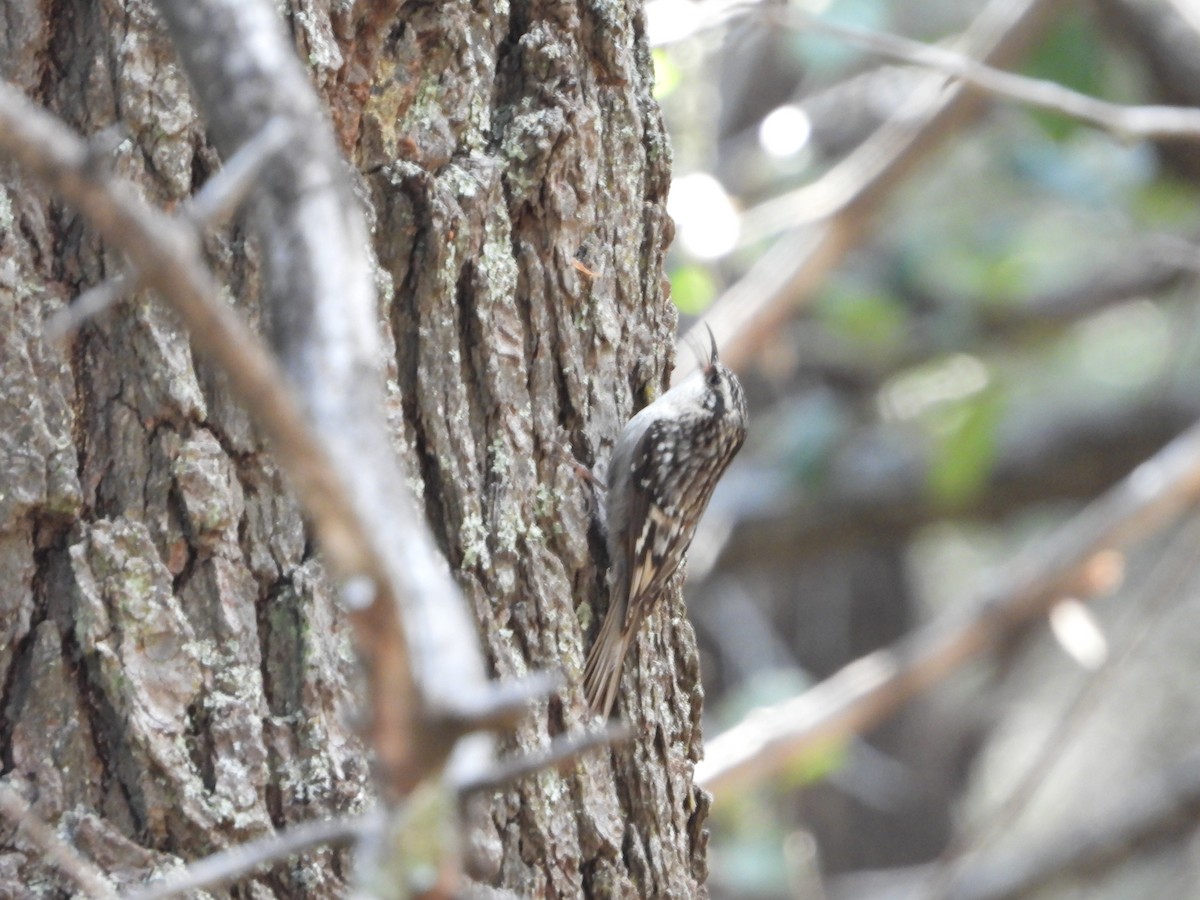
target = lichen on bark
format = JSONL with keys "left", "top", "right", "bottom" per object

{"left": 0, "top": 1, "right": 705, "bottom": 896}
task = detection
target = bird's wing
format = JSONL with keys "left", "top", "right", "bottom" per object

{"left": 621, "top": 417, "right": 685, "bottom": 625}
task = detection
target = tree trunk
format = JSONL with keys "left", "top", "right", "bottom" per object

{"left": 0, "top": 1, "right": 706, "bottom": 897}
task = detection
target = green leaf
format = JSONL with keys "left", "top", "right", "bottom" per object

{"left": 1133, "top": 177, "right": 1200, "bottom": 228}
{"left": 653, "top": 49, "right": 681, "bottom": 99}
{"left": 816, "top": 286, "right": 906, "bottom": 347}
{"left": 670, "top": 264, "right": 717, "bottom": 315}
{"left": 780, "top": 737, "right": 850, "bottom": 789}
{"left": 926, "top": 388, "right": 1004, "bottom": 507}
{"left": 1023, "top": 11, "right": 1104, "bottom": 140}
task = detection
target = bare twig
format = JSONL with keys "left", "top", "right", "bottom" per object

{"left": 441, "top": 671, "right": 566, "bottom": 733}
{"left": 0, "top": 781, "right": 118, "bottom": 900}
{"left": 123, "top": 812, "right": 377, "bottom": 900}
{"left": 715, "top": 387, "right": 1200, "bottom": 563}
{"left": 43, "top": 117, "right": 294, "bottom": 340}
{"left": 655, "top": 1, "right": 1200, "bottom": 145}
{"left": 453, "top": 724, "right": 631, "bottom": 796}
{"left": 146, "top": 1, "right": 535, "bottom": 784}
{"left": 0, "top": 77, "right": 432, "bottom": 792}
{"left": 697, "top": 419, "right": 1200, "bottom": 796}
{"left": 43, "top": 273, "right": 133, "bottom": 341}
{"left": 778, "top": 8, "right": 1200, "bottom": 141}
{"left": 922, "top": 511, "right": 1200, "bottom": 898}
{"left": 947, "top": 750, "right": 1200, "bottom": 900}
{"left": 183, "top": 117, "right": 294, "bottom": 227}
{"left": 735, "top": 7, "right": 1200, "bottom": 245}
{"left": 676, "top": 0, "right": 1061, "bottom": 382}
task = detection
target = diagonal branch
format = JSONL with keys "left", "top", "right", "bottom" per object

{"left": 922, "top": 512, "right": 1200, "bottom": 898}
{"left": 142, "top": 4, "right": 511, "bottom": 778}
{"left": 697, "top": 418, "right": 1200, "bottom": 796}
{"left": 947, "top": 750, "right": 1200, "bottom": 900}
{"left": 123, "top": 813, "right": 376, "bottom": 900}
{"left": 0, "top": 77, "right": 434, "bottom": 796}
{"left": 44, "top": 118, "right": 294, "bottom": 340}
{"left": 676, "top": 0, "right": 1064, "bottom": 381}
{"left": 0, "top": 781, "right": 117, "bottom": 900}
{"left": 775, "top": 7, "right": 1200, "bottom": 146}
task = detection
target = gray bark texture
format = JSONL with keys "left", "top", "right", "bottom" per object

{"left": 0, "top": 1, "right": 703, "bottom": 898}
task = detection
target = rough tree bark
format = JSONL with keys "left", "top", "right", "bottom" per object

{"left": 0, "top": 1, "right": 704, "bottom": 898}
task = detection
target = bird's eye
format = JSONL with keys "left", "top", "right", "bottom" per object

{"left": 707, "top": 367, "right": 721, "bottom": 388}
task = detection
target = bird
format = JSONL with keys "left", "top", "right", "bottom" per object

{"left": 583, "top": 328, "right": 747, "bottom": 718}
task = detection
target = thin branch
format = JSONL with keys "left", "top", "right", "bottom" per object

{"left": 43, "top": 117, "right": 293, "bottom": 340}
{"left": 921, "top": 511, "right": 1200, "bottom": 898}
{"left": 123, "top": 813, "right": 377, "bottom": 900}
{"left": 183, "top": 117, "right": 294, "bottom": 228}
{"left": 43, "top": 273, "right": 133, "bottom": 342}
{"left": 715, "top": 385, "right": 1200, "bottom": 564}
{"left": 697, "top": 418, "right": 1200, "bottom": 796}
{"left": 778, "top": 7, "right": 1200, "bottom": 141}
{"left": 656, "top": 1, "right": 1200, "bottom": 169}
{"left": 0, "top": 78, "right": 433, "bottom": 791}
{"left": 947, "top": 750, "right": 1200, "bottom": 900}
{"left": 676, "top": 0, "right": 1061, "bottom": 382}
{"left": 0, "top": 781, "right": 118, "bottom": 900}
{"left": 453, "top": 724, "right": 631, "bottom": 796}
{"left": 146, "top": 1, "right": 530, "bottom": 785}
{"left": 441, "top": 671, "right": 566, "bottom": 734}
{"left": 735, "top": 7, "right": 1200, "bottom": 246}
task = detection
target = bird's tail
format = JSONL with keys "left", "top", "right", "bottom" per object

{"left": 583, "top": 599, "right": 632, "bottom": 719}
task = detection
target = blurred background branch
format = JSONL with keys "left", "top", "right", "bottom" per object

{"left": 699, "top": 418, "right": 1200, "bottom": 796}
{"left": 650, "top": 0, "right": 1200, "bottom": 895}
{"left": 675, "top": 0, "right": 1062, "bottom": 380}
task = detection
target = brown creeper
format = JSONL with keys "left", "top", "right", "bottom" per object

{"left": 583, "top": 329, "right": 747, "bottom": 718}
